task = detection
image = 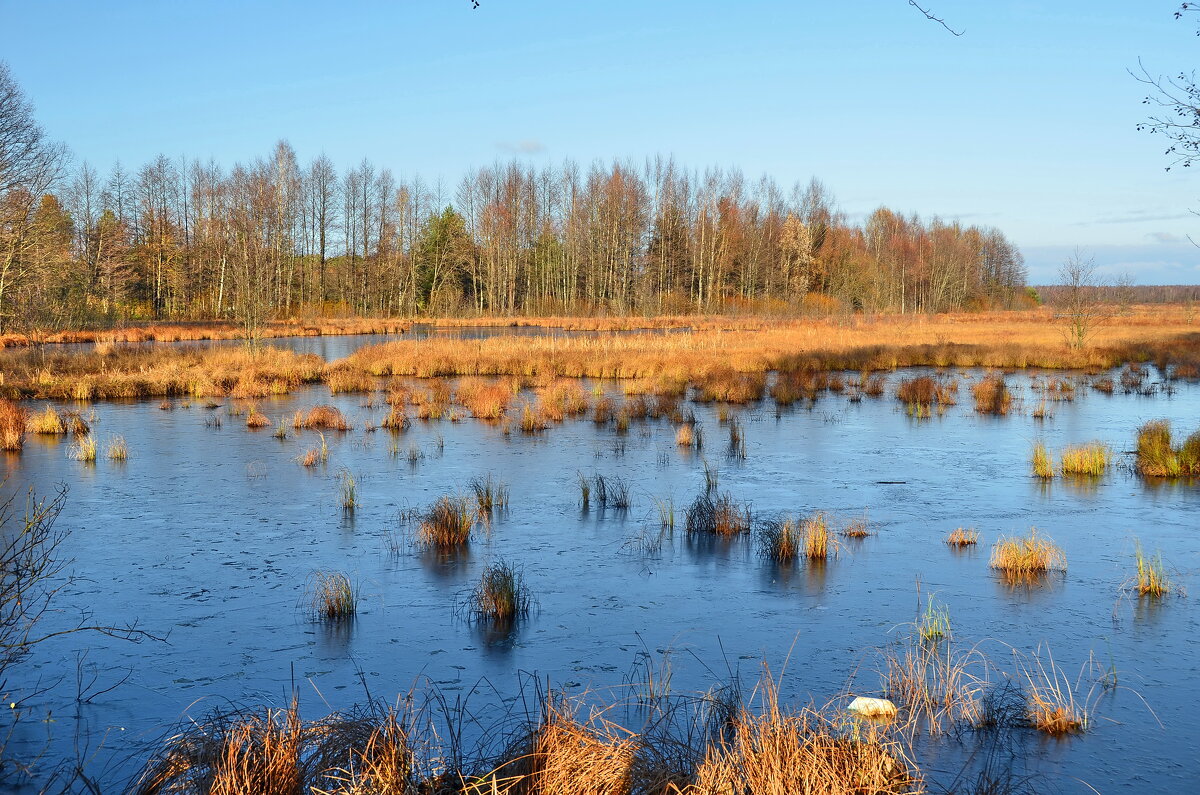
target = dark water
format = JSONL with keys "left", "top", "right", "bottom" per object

{"left": 1, "top": 368, "right": 1197, "bottom": 792}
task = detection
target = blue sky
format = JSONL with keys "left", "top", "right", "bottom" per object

{"left": 4, "top": 1, "right": 1198, "bottom": 284}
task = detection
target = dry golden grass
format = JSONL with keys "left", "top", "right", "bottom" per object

{"left": 1136, "top": 419, "right": 1200, "bottom": 478}
{"left": 971, "top": 375, "right": 1011, "bottom": 416}
{"left": 1133, "top": 539, "right": 1172, "bottom": 598}
{"left": 245, "top": 406, "right": 271, "bottom": 429}
{"left": 28, "top": 405, "right": 65, "bottom": 435}
{"left": 293, "top": 405, "right": 351, "bottom": 431}
{"left": 332, "top": 306, "right": 1200, "bottom": 389}
{"left": 802, "top": 513, "right": 838, "bottom": 561}
{"left": 989, "top": 528, "right": 1067, "bottom": 578}
{"left": 1058, "top": 441, "right": 1111, "bottom": 476}
{"left": 1018, "top": 651, "right": 1089, "bottom": 736}
{"left": 688, "top": 678, "right": 917, "bottom": 795}
{"left": 674, "top": 424, "right": 695, "bottom": 447}
{"left": 945, "top": 528, "right": 979, "bottom": 547}
{"left": 455, "top": 376, "right": 513, "bottom": 420}
{"left": 1031, "top": 441, "right": 1054, "bottom": 479}
{"left": 0, "top": 399, "right": 28, "bottom": 451}
{"left": 0, "top": 345, "right": 323, "bottom": 401}
{"left": 417, "top": 495, "right": 476, "bottom": 548}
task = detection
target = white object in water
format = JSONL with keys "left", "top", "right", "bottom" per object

{"left": 847, "top": 696, "right": 898, "bottom": 718}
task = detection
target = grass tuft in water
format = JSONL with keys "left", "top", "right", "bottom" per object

{"left": 106, "top": 434, "right": 128, "bottom": 461}
{"left": 310, "top": 571, "right": 358, "bottom": 620}
{"left": 468, "top": 560, "right": 533, "bottom": 623}
{"left": 417, "top": 495, "right": 475, "bottom": 548}
{"left": 989, "top": 528, "right": 1066, "bottom": 578}
{"left": 1133, "top": 539, "right": 1171, "bottom": 598}
{"left": 338, "top": 468, "right": 359, "bottom": 512}
{"left": 1031, "top": 441, "right": 1054, "bottom": 479}
{"left": 945, "top": 527, "right": 979, "bottom": 547}
{"left": 1059, "top": 441, "right": 1110, "bottom": 476}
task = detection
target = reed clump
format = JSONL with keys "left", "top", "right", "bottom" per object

{"left": 945, "top": 528, "right": 979, "bottom": 547}
{"left": 456, "top": 377, "right": 513, "bottom": 420}
{"left": 895, "top": 376, "right": 956, "bottom": 417}
{"left": 326, "top": 367, "right": 374, "bottom": 394}
{"left": 470, "top": 474, "right": 510, "bottom": 515}
{"left": 989, "top": 528, "right": 1066, "bottom": 578}
{"left": 417, "top": 495, "right": 476, "bottom": 548}
{"left": 381, "top": 404, "right": 410, "bottom": 432}
{"left": 245, "top": 406, "right": 271, "bottom": 428}
{"left": 310, "top": 571, "right": 358, "bottom": 620}
{"left": 1058, "top": 441, "right": 1111, "bottom": 476}
{"left": 1031, "top": 441, "right": 1054, "bottom": 479}
{"left": 293, "top": 405, "right": 351, "bottom": 431}
{"left": 468, "top": 560, "right": 532, "bottom": 623}
{"left": 971, "top": 375, "right": 1011, "bottom": 415}
{"left": 29, "top": 405, "right": 65, "bottom": 435}
{"left": 1018, "top": 651, "right": 1089, "bottom": 735}
{"left": 338, "top": 469, "right": 359, "bottom": 512}
{"left": 106, "top": 434, "right": 128, "bottom": 461}
{"left": 1133, "top": 539, "right": 1171, "bottom": 597}
{"left": 802, "top": 513, "right": 838, "bottom": 561}
{"left": 0, "top": 399, "right": 28, "bottom": 451}
{"left": 685, "top": 493, "right": 751, "bottom": 537}
{"left": 1135, "top": 419, "right": 1200, "bottom": 477}
{"left": 759, "top": 518, "right": 800, "bottom": 563}
{"left": 70, "top": 433, "right": 98, "bottom": 462}
{"left": 675, "top": 424, "right": 695, "bottom": 447}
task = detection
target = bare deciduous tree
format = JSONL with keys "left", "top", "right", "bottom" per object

{"left": 1059, "top": 251, "right": 1101, "bottom": 349}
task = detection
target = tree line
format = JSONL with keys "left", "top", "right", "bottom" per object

{"left": 1, "top": 66, "right": 1026, "bottom": 335}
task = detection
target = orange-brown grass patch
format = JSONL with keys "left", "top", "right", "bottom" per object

{"left": 1133, "top": 539, "right": 1172, "bottom": 598}
{"left": 694, "top": 367, "right": 766, "bottom": 403}
{"left": 519, "top": 402, "right": 547, "bottom": 434}
{"left": 381, "top": 404, "right": 410, "bottom": 432}
{"left": 895, "top": 376, "right": 957, "bottom": 418}
{"left": 0, "top": 345, "right": 323, "bottom": 402}
{"left": 245, "top": 406, "right": 271, "bottom": 428}
{"left": 28, "top": 405, "right": 65, "bottom": 435}
{"left": 456, "top": 377, "right": 513, "bottom": 420}
{"left": 989, "top": 529, "right": 1066, "bottom": 579}
{"left": 945, "top": 528, "right": 979, "bottom": 547}
{"left": 329, "top": 307, "right": 1199, "bottom": 394}
{"left": 689, "top": 677, "right": 918, "bottom": 795}
{"left": 971, "top": 374, "right": 1011, "bottom": 415}
{"left": 310, "top": 570, "right": 358, "bottom": 620}
{"left": 674, "top": 424, "right": 695, "bottom": 447}
{"left": 841, "top": 512, "right": 873, "bottom": 538}
{"left": 771, "top": 370, "right": 830, "bottom": 405}
{"left": 293, "top": 405, "right": 351, "bottom": 431}
{"left": 417, "top": 495, "right": 476, "bottom": 548}
{"left": 537, "top": 379, "right": 590, "bottom": 421}
{"left": 325, "top": 367, "right": 374, "bottom": 394}
{"left": 0, "top": 399, "right": 28, "bottom": 451}
{"left": 592, "top": 397, "right": 615, "bottom": 424}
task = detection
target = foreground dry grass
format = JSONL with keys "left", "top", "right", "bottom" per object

{"left": 135, "top": 677, "right": 921, "bottom": 795}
